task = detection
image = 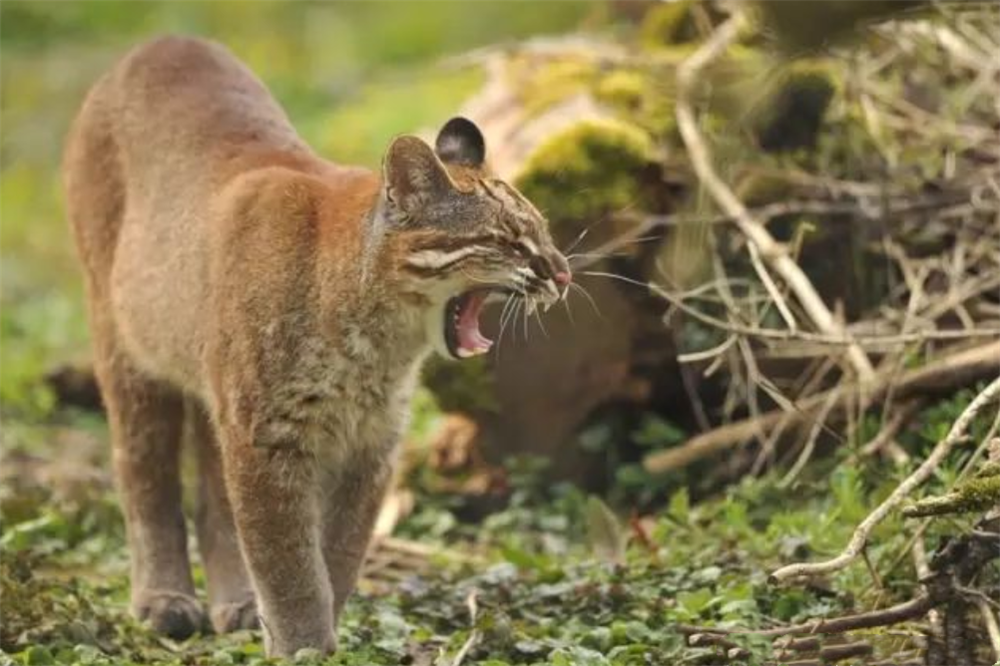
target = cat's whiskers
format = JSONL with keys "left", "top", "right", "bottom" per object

{"left": 568, "top": 282, "right": 603, "bottom": 319}
{"left": 519, "top": 298, "right": 530, "bottom": 341}
{"left": 562, "top": 292, "right": 576, "bottom": 326}
{"left": 532, "top": 298, "right": 549, "bottom": 339}
{"left": 580, "top": 270, "right": 652, "bottom": 292}
{"left": 562, "top": 226, "right": 591, "bottom": 256}
{"left": 495, "top": 291, "right": 519, "bottom": 359}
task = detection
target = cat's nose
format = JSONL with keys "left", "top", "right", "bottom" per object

{"left": 554, "top": 270, "right": 572, "bottom": 287}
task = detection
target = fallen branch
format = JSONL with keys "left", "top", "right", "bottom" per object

{"left": 644, "top": 341, "right": 1000, "bottom": 474}
{"left": 778, "top": 641, "right": 873, "bottom": 663}
{"left": 674, "top": 10, "right": 875, "bottom": 380}
{"left": 770, "top": 375, "right": 1000, "bottom": 583}
{"left": 761, "top": 595, "right": 930, "bottom": 635}
{"left": 902, "top": 472, "right": 1000, "bottom": 517}
{"left": 682, "top": 594, "right": 933, "bottom": 638}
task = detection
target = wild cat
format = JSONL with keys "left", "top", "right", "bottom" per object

{"left": 64, "top": 36, "right": 571, "bottom": 655}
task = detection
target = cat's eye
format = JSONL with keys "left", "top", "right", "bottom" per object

{"left": 511, "top": 241, "right": 533, "bottom": 257}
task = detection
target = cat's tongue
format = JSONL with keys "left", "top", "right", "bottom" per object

{"left": 456, "top": 292, "right": 493, "bottom": 358}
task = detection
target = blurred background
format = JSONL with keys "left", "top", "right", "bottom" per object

{"left": 0, "top": 0, "right": 597, "bottom": 417}
{"left": 2, "top": 2, "right": 999, "bottom": 665}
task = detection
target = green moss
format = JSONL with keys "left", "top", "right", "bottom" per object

{"left": 975, "top": 461, "right": 1000, "bottom": 479}
{"left": 956, "top": 474, "right": 1000, "bottom": 507}
{"left": 638, "top": 1, "right": 728, "bottom": 49}
{"left": 595, "top": 69, "right": 645, "bottom": 108}
{"left": 509, "top": 56, "right": 598, "bottom": 118}
{"left": 903, "top": 475, "right": 1000, "bottom": 517}
{"left": 595, "top": 69, "right": 677, "bottom": 137}
{"left": 514, "top": 119, "right": 654, "bottom": 224}
{"left": 421, "top": 355, "right": 498, "bottom": 414}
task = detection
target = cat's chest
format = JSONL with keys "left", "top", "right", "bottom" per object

{"left": 289, "top": 329, "right": 423, "bottom": 453}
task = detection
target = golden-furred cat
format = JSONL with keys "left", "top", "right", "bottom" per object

{"left": 64, "top": 36, "right": 570, "bottom": 656}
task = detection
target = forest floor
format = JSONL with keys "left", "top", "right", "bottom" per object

{"left": 2, "top": 385, "right": 994, "bottom": 665}
{"left": 3, "top": 3, "right": 998, "bottom": 666}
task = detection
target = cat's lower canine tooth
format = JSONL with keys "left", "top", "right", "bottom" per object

{"left": 64, "top": 35, "right": 569, "bottom": 657}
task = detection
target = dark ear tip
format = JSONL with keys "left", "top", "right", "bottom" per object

{"left": 436, "top": 116, "right": 486, "bottom": 167}
{"left": 441, "top": 116, "right": 481, "bottom": 135}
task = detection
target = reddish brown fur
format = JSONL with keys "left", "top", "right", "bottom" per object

{"left": 64, "top": 35, "right": 569, "bottom": 656}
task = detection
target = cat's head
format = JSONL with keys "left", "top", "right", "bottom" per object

{"left": 380, "top": 117, "right": 571, "bottom": 360}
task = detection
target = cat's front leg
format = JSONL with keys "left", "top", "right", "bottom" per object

{"left": 320, "top": 455, "right": 394, "bottom": 624}
{"left": 220, "top": 423, "right": 335, "bottom": 656}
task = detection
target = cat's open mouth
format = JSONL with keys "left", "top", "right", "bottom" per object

{"left": 444, "top": 288, "right": 511, "bottom": 359}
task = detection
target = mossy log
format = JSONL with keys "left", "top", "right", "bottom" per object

{"left": 416, "top": 50, "right": 678, "bottom": 481}
{"left": 418, "top": 18, "right": 976, "bottom": 482}
{"left": 903, "top": 464, "right": 1000, "bottom": 518}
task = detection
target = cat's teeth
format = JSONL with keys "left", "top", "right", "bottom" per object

{"left": 457, "top": 345, "right": 490, "bottom": 358}
{"left": 526, "top": 300, "right": 537, "bottom": 316}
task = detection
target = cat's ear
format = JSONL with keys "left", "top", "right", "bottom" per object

{"left": 383, "top": 136, "right": 455, "bottom": 214}
{"left": 435, "top": 116, "right": 485, "bottom": 167}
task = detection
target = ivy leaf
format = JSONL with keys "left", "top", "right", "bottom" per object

{"left": 586, "top": 495, "right": 627, "bottom": 565}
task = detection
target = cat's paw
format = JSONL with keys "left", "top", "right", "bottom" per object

{"left": 134, "top": 590, "right": 206, "bottom": 640}
{"left": 211, "top": 597, "right": 259, "bottom": 633}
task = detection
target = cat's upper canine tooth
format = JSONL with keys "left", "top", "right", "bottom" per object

{"left": 526, "top": 300, "right": 537, "bottom": 316}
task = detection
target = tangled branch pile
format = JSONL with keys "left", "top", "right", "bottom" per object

{"left": 419, "top": 2, "right": 1000, "bottom": 663}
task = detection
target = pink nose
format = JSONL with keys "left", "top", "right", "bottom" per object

{"left": 554, "top": 270, "right": 572, "bottom": 286}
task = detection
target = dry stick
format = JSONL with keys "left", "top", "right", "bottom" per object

{"left": 612, "top": 193, "right": 977, "bottom": 235}
{"left": 779, "top": 387, "right": 841, "bottom": 488}
{"left": 861, "top": 401, "right": 921, "bottom": 458}
{"left": 750, "top": 595, "right": 931, "bottom": 636}
{"left": 975, "top": 596, "right": 1000, "bottom": 661}
{"left": 882, "top": 418, "right": 1000, "bottom": 580}
{"left": 770, "top": 375, "right": 1000, "bottom": 583}
{"left": 912, "top": 537, "right": 945, "bottom": 650}
{"left": 451, "top": 590, "right": 480, "bottom": 666}
{"left": 644, "top": 340, "right": 1000, "bottom": 474}
{"left": 655, "top": 282, "right": 1000, "bottom": 347}
{"left": 674, "top": 11, "right": 874, "bottom": 379}
{"left": 785, "top": 641, "right": 873, "bottom": 663}
{"left": 686, "top": 594, "right": 933, "bottom": 639}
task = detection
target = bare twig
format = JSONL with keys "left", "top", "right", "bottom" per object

{"left": 770, "top": 376, "right": 1000, "bottom": 583}
{"left": 645, "top": 341, "right": 1000, "bottom": 474}
{"left": 779, "top": 388, "right": 841, "bottom": 488}
{"left": 779, "top": 641, "right": 873, "bottom": 663}
{"left": 975, "top": 596, "right": 1000, "bottom": 661}
{"left": 912, "top": 537, "right": 945, "bottom": 655}
{"left": 861, "top": 401, "right": 920, "bottom": 458}
{"left": 450, "top": 590, "right": 480, "bottom": 666}
{"left": 657, "top": 282, "right": 1000, "bottom": 348}
{"left": 674, "top": 10, "right": 875, "bottom": 379}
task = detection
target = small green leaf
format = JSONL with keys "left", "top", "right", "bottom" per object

{"left": 586, "top": 495, "right": 627, "bottom": 565}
